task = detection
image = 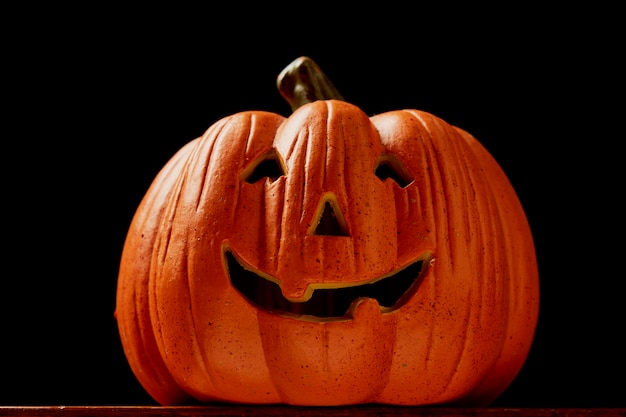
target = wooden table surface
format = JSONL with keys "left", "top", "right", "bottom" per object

{"left": 0, "top": 407, "right": 624, "bottom": 417}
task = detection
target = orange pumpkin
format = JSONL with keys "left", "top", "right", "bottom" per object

{"left": 115, "top": 57, "right": 539, "bottom": 406}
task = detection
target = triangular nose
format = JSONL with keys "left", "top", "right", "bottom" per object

{"left": 313, "top": 200, "right": 349, "bottom": 236}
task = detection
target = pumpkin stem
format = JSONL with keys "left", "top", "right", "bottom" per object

{"left": 277, "top": 56, "right": 344, "bottom": 112}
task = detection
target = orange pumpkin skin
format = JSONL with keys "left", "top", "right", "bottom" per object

{"left": 116, "top": 98, "right": 539, "bottom": 406}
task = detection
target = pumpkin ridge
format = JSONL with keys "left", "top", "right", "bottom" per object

{"left": 152, "top": 203, "right": 216, "bottom": 399}
{"left": 194, "top": 120, "right": 227, "bottom": 212}
{"left": 152, "top": 119, "right": 247, "bottom": 401}
{"left": 441, "top": 283, "right": 480, "bottom": 401}
{"left": 444, "top": 121, "right": 520, "bottom": 400}
{"left": 116, "top": 138, "right": 200, "bottom": 405}
{"left": 431, "top": 114, "right": 490, "bottom": 396}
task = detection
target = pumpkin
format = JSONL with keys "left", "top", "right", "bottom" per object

{"left": 115, "top": 56, "right": 539, "bottom": 406}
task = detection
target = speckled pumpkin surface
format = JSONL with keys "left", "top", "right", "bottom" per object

{"left": 115, "top": 57, "right": 539, "bottom": 406}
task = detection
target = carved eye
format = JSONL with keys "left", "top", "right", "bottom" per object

{"left": 242, "top": 150, "right": 286, "bottom": 184}
{"left": 374, "top": 154, "right": 413, "bottom": 188}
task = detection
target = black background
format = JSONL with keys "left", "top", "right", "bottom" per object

{"left": 3, "top": 5, "right": 623, "bottom": 408}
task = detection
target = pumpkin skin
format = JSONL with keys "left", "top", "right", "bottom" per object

{"left": 115, "top": 60, "right": 539, "bottom": 406}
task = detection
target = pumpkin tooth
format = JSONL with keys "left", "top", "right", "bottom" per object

{"left": 225, "top": 249, "right": 427, "bottom": 320}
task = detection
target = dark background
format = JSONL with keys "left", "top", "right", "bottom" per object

{"left": 3, "top": 5, "right": 623, "bottom": 408}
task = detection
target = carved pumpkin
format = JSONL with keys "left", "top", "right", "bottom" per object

{"left": 115, "top": 57, "right": 539, "bottom": 406}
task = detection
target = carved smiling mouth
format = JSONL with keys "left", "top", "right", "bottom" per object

{"left": 225, "top": 249, "right": 430, "bottom": 319}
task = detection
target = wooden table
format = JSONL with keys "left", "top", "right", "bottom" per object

{"left": 0, "top": 407, "right": 624, "bottom": 417}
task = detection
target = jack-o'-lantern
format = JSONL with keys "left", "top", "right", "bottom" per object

{"left": 115, "top": 56, "right": 539, "bottom": 406}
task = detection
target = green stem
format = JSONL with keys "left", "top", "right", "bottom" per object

{"left": 277, "top": 56, "right": 344, "bottom": 113}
